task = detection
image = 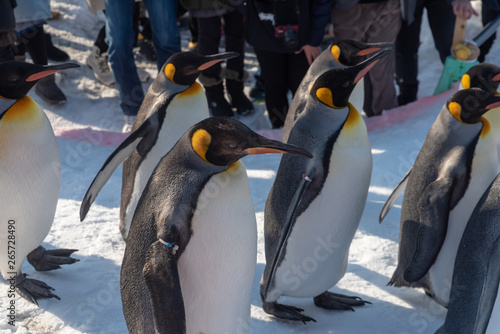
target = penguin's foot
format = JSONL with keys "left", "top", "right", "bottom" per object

{"left": 27, "top": 246, "right": 79, "bottom": 271}
{"left": 313, "top": 291, "right": 371, "bottom": 311}
{"left": 16, "top": 273, "right": 60, "bottom": 306}
{"left": 262, "top": 300, "right": 317, "bottom": 324}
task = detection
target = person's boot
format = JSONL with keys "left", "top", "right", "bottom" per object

{"left": 35, "top": 74, "right": 66, "bottom": 105}
{"left": 225, "top": 69, "right": 254, "bottom": 116}
{"left": 44, "top": 33, "right": 69, "bottom": 62}
{"left": 199, "top": 73, "right": 233, "bottom": 117}
{"left": 86, "top": 45, "right": 115, "bottom": 86}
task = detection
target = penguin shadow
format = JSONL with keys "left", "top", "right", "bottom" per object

{"left": 347, "top": 263, "right": 447, "bottom": 334}
{"left": 8, "top": 250, "right": 126, "bottom": 333}
{"left": 359, "top": 194, "right": 401, "bottom": 244}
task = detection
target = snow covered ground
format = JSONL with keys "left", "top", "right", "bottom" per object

{"left": 0, "top": 0, "right": 498, "bottom": 333}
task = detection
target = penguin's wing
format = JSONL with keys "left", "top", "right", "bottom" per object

{"left": 379, "top": 169, "right": 411, "bottom": 223}
{"left": 402, "top": 177, "right": 453, "bottom": 282}
{"left": 143, "top": 238, "right": 185, "bottom": 334}
{"left": 262, "top": 165, "right": 315, "bottom": 300}
{"left": 79, "top": 120, "right": 152, "bottom": 221}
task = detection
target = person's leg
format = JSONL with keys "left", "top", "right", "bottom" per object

{"left": 255, "top": 48, "right": 289, "bottom": 128}
{"left": 479, "top": 0, "right": 500, "bottom": 62}
{"left": 143, "top": 0, "right": 180, "bottom": 69}
{"left": 197, "top": 15, "right": 233, "bottom": 116}
{"left": 105, "top": 0, "right": 143, "bottom": 115}
{"left": 360, "top": 0, "right": 400, "bottom": 116}
{"left": 95, "top": 25, "right": 108, "bottom": 54}
{"left": 395, "top": 1, "right": 424, "bottom": 105}
{"left": 22, "top": 25, "right": 66, "bottom": 104}
{"left": 286, "top": 51, "right": 309, "bottom": 96}
{"left": 223, "top": 9, "right": 254, "bottom": 115}
{"left": 426, "top": 0, "right": 455, "bottom": 63}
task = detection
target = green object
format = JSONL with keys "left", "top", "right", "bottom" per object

{"left": 434, "top": 56, "right": 479, "bottom": 95}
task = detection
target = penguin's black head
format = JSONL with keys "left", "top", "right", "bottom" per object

{"left": 312, "top": 47, "right": 392, "bottom": 108}
{"left": 189, "top": 117, "right": 312, "bottom": 166}
{"left": 462, "top": 63, "right": 500, "bottom": 94}
{"left": 447, "top": 87, "right": 500, "bottom": 124}
{"left": 0, "top": 61, "right": 80, "bottom": 100}
{"left": 333, "top": 40, "right": 394, "bottom": 66}
{"left": 162, "top": 51, "right": 239, "bottom": 86}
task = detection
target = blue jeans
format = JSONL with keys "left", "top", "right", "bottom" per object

{"left": 104, "top": 0, "right": 180, "bottom": 115}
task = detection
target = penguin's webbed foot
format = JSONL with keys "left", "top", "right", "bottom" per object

{"left": 16, "top": 273, "right": 60, "bottom": 306}
{"left": 262, "top": 300, "right": 317, "bottom": 324}
{"left": 27, "top": 246, "right": 79, "bottom": 271}
{"left": 313, "top": 291, "right": 371, "bottom": 311}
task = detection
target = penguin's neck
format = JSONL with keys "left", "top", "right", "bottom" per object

{"left": 0, "top": 98, "right": 16, "bottom": 118}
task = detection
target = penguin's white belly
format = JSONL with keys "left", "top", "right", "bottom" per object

{"left": 428, "top": 136, "right": 499, "bottom": 306}
{"left": 350, "top": 78, "right": 364, "bottom": 115}
{"left": 486, "top": 285, "right": 500, "bottom": 334}
{"left": 177, "top": 161, "right": 257, "bottom": 334}
{"left": 123, "top": 93, "right": 208, "bottom": 239}
{"left": 272, "top": 139, "right": 372, "bottom": 299}
{"left": 484, "top": 108, "right": 500, "bottom": 165}
{"left": 0, "top": 106, "right": 60, "bottom": 279}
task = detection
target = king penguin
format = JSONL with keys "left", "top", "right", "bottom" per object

{"left": 379, "top": 63, "right": 500, "bottom": 223}
{"left": 260, "top": 49, "right": 391, "bottom": 322}
{"left": 460, "top": 63, "right": 500, "bottom": 161}
{"left": 388, "top": 88, "right": 500, "bottom": 307}
{"left": 0, "top": 61, "right": 80, "bottom": 304}
{"left": 79, "top": 51, "right": 237, "bottom": 240}
{"left": 120, "top": 117, "right": 312, "bottom": 334}
{"left": 283, "top": 39, "right": 393, "bottom": 141}
{"left": 435, "top": 172, "right": 500, "bottom": 334}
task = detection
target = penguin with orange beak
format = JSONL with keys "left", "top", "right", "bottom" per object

{"left": 0, "top": 61, "right": 80, "bottom": 305}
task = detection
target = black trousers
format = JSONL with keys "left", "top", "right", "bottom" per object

{"left": 254, "top": 48, "right": 309, "bottom": 128}
{"left": 197, "top": 9, "right": 245, "bottom": 79}
{"left": 479, "top": 0, "right": 500, "bottom": 62}
{"left": 395, "top": 0, "right": 455, "bottom": 98}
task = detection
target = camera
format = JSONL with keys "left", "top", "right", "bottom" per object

{"left": 275, "top": 25, "right": 299, "bottom": 49}
{"left": 273, "top": 0, "right": 299, "bottom": 49}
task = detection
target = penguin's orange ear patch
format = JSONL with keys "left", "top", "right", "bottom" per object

{"left": 316, "top": 88, "right": 334, "bottom": 108}
{"left": 331, "top": 45, "right": 341, "bottom": 62}
{"left": 164, "top": 63, "right": 176, "bottom": 83}
{"left": 448, "top": 101, "right": 463, "bottom": 122}
{"left": 461, "top": 74, "right": 471, "bottom": 89}
{"left": 192, "top": 129, "right": 212, "bottom": 163}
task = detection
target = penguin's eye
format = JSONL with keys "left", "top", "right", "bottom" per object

{"left": 342, "top": 81, "right": 350, "bottom": 88}
{"left": 228, "top": 143, "right": 238, "bottom": 149}
{"left": 7, "top": 74, "right": 20, "bottom": 83}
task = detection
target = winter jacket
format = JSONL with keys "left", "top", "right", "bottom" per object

{"left": 180, "top": 0, "right": 244, "bottom": 17}
{"left": 0, "top": 0, "right": 16, "bottom": 32}
{"left": 245, "top": 0, "right": 332, "bottom": 53}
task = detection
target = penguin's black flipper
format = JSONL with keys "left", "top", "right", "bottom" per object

{"left": 392, "top": 178, "right": 453, "bottom": 285}
{"left": 379, "top": 168, "right": 411, "bottom": 223}
{"left": 143, "top": 240, "right": 185, "bottom": 333}
{"left": 262, "top": 166, "right": 315, "bottom": 302}
{"left": 79, "top": 118, "right": 153, "bottom": 221}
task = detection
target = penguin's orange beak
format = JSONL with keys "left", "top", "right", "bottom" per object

{"left": 493, "top": 73, "right": 500, "bottom": 82}
{"left": 244, "top": 136, "right": 313, "bottom": 158}
{"left": 26, "top": 63, "right": 80, "bottom": 82}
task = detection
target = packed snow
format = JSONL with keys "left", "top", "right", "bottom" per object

{"left": 0, "top": 0, "right": 498, "bottom": 333}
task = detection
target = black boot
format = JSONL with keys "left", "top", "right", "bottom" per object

{"left": 45, "top": 33, "right": 69, "bottom": 62}
{"left": 200, "top": 74, "right": 233, "bottom": 117}
{"left": 225, "top": 69, "right": 254, "bottom": 116}
{"left": 35, "top": 74, "right": 66, "bottom": 105}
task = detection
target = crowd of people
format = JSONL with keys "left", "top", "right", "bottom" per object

{"left": 0, "top": 0, "right": 496, "bottom": 131}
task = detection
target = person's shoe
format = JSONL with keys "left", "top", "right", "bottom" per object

{"left": 86, "top": 46, "right": 115, "bottom": 86}
{"left": 45, "top": 33, "right": 70, "bottom": 62}
{"left": 137, "top": 34, "right": 157, "bottom": 62}
{"left": 137, "top": 68, "right": 150, "bottom": 83}
{"left": 35, "top": 75, "right": 66, "bottom": 105}
{"left": 188, "top": 41, "right": 198, "bottom": 52}
{"left": 122, "top": 115, "right": 136, "bottom": 133}
{"left": 397, "top": 94, "right": 417, "bottom": 106}
{"left": 201, "top": 75, "right": 234, "bottom": 117}
{"left": 229, "top": 91, "right": 254, "bottom": 116}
